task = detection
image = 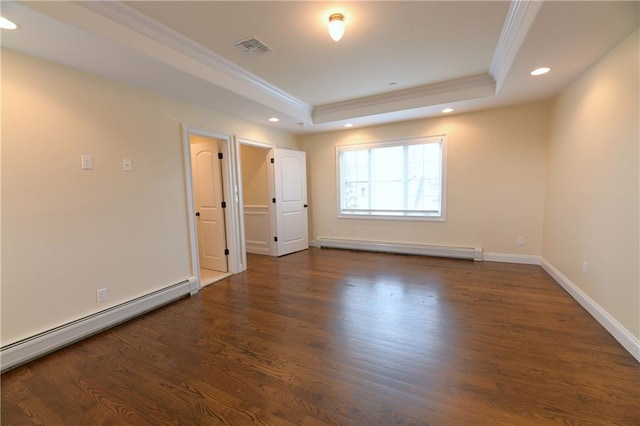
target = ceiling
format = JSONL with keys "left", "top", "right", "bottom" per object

{"left": 1, "top": 1, "right": 638, "bottom": 134}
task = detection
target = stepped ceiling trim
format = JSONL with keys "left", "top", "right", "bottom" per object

{"left": 490, "top": 0, "right": 543, "bottom": 92}
{"left": 80, "top": 1, "right": 313, "bottom": 121}
{"left": 313, "top": 74, "right": 496, "bottom": 124}
{"left": 78, "top": 0, "right": 540, "bottom": 125}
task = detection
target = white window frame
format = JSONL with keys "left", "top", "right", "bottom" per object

{"left": 335, "top": 135, "right": 447, "bottom": 221}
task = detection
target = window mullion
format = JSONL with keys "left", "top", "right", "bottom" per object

{"left": 402, "top": 145, "right": 409, "bottom": 211}
{"left": 367, "top": 149, "right": 373, "bottom": 210}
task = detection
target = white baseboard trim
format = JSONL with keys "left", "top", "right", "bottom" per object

{"left": 1, "top": 278, "right": 196, "bottom": 372}
{"left": 316, "top": 237, "right": 482, "bottom": 261}
{"left": 541, "top": 258, "right": 640, "bottom": 363}
{"left": 483, "top": 252, "right": 541, "bottom": 265}
{"left": 188, "top": 275, "right": 199, "bottom": 294}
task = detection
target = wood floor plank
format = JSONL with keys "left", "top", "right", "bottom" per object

{"left": 2, "top": 248, "right": 639, "bottom": 425}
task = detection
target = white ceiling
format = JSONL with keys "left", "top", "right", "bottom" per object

{"left": 1, "top": 1, "right": 638, "bottom": 134}
{"left": 124, "top": 1, "right": 509, "bottom": 105}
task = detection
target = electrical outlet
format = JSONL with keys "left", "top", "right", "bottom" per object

{"left": 517, "top": 236, "right": 525, "bottom": 246}
{"left": 97, "top": 288, "right": 107, "bottom": 303}
{"left": 123, "top": 158, "right": 133, "bottom": 172}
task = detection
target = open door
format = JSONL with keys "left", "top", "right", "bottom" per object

{"left": 270, "top": 148, "right": 309, "bottom": 256}
{"left": 191, "top": 137, "right": 228, "bottom": 272}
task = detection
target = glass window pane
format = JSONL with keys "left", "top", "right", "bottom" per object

{"left": 339, "top": 138, "right": 444, "bottom": 218}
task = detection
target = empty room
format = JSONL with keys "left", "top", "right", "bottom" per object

{"left": 1, "top": 1, "right": 639, "bottom": 425}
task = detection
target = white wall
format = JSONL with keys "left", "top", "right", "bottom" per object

{"left": 1, "top": 49, "right": 296, "bottom": 346}
{"left": 543, "top": 30, "right": 639, "bottom": 339}
{"left": 298, "top": 101, "right": 551, "bottom": 256}
{"left": 241, "top": 145, "right": 269, "bottom": 206}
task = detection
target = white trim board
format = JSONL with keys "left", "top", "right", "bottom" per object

{"left": 0, "top": 278, "right": 195, "bottom": 372}
{"left": 313, "top": 74, "right": 495, "bottom": 124}
{"left": 490, "top": 0, "right": 543, "bottom": 92}
{"left": 182, "top": 125, "right": 243, "bottom": 277}
{"left": 316, "top": 237, "right": 482, "bottom": 261}
{"left": 541, "top": 259, "right": 640, "bottom": 363}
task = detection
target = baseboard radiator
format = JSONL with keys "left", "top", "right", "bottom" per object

{"left": 316, "top": 237, "right": 483, "bottom": 261}
{"left": 1, "top": 278, "right": 197, "bottom": 373}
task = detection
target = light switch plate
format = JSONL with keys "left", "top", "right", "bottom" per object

{"left": 81, "top": 155, "right": 93, "bottom": 170}
{"left": 123, "top": 158, "right": 133, "bottom": 172}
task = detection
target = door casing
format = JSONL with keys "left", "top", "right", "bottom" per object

{"left": 182, "top": 125, "right": 242, "bottom": 292}
{"left": 235, "top": 137, "right": 276, "bottom": 268}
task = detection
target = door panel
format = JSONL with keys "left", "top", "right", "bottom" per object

{"left": 191, "top": 140, "right": 228, "bottom": 272}
{"left": 271, "top": 148, "right": 308, "bottom": 256}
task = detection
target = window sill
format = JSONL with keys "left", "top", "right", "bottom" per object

{"left": 337, "top": 213, "right": 446, "bottom": 222}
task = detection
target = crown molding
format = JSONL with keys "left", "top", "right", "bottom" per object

{"left": 312, "top": 74, "right": 495, "bottom": 124}
{"left": 79, "top": 1, "right": 313, "bottom": 121}
{"left": 490, "top": 0, "right": 544, "bottom": 92}
{"left": 72, "top": 1, "right": 521, "bottom": 126}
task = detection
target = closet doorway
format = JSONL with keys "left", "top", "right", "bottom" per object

{"left": 239, "top": 141, "right": 272, "bottom": 259}
{"left": 238, "top": 140, "right": 309, "bottom": 263}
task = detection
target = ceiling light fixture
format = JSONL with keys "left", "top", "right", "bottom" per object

{"left": 442, "top": 108, "right": 454, "bottom": 113}
{"left": 0, "top": 17, "right": 17, "bottom": 30}
{"left": 344, "top": 123, "right": 353, "bottom": 128}
{"left": 269, "top": 117, "right": 280, "bottom": 122}
{"left": 530, "top": 67, "right": 550, "bottom": 76}
{"left": 328, "top": 13, "right": 345, "bottom": 42}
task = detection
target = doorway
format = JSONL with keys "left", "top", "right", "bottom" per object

{"left": 239, "top": 143, "right": 271, "bottom": 256}
{"left": 237, "top": 138, "right": 275, "bottom": 270}
{"left": 182, "top": 128, "right": 309, "bottom": 292}
{"left": 237, "top": 139, "right": 309, "bottom": 260}
{"left": 189, "top": 135, "right": 229, "bottom": 286}
{"left": 183, "top": 126, "right": 242, "bottom": 290}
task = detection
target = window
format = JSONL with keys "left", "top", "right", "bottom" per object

{"left": 337, "top": 136, "right": 446, "bottom": 220}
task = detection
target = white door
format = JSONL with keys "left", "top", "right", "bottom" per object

{"left": 191, "top": 139, "right": 228, "bottom": 272}
{"left": 270, "top": 148, "right": 309, "bottom": 256}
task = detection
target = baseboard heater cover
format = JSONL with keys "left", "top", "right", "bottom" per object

{"left": 316, "top": 237, "right": 483, "bottom": 261}
{"left": 1, "top": 278, "right": 196, "bottom": 372}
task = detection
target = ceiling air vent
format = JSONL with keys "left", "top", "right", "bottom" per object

{"left": 233, "top": 37, "right": 272, "bottom": 57}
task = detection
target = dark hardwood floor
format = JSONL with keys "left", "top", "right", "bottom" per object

{"left": 2, "top": 248, "right": 639, "bottom": 425}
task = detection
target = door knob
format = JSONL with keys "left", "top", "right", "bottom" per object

{"left": 195, "top": 212, "right": 200, "bottom": 217}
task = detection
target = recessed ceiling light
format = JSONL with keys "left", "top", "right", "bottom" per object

{"left": 344, "top": 123, "right": 353, "bottom": 128}
{"left": 0, "top": 17, "right": 17, "bottom": 30}
{"left": 268, "top": 117, "right": 280, "bottom": 122}
{"left": 442, "top": 108, "right": 454, "bottom": 113}
{"left": 531, "top": 67, "right": 550, "bottom": 76}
